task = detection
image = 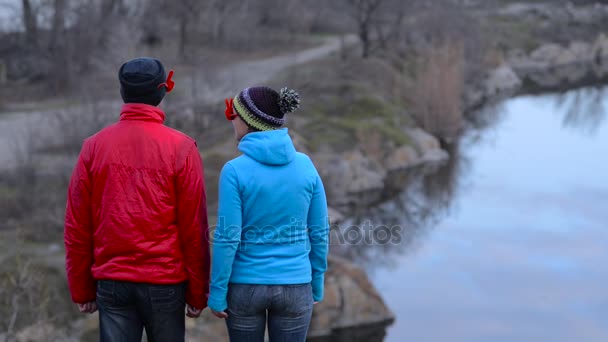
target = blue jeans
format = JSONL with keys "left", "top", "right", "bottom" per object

{"left": 226, "top": 283, "right": 314, "bottom": 342}
{"left": 96, "top": 280, "right": 186, "bottom": 342}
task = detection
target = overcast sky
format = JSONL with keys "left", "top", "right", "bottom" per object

{"left": 0, "top": 0, "right": 22, "bottom": 31}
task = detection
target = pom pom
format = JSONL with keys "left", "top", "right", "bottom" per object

{"left": 278, "top": 87, "right": 300, "bottom": 114}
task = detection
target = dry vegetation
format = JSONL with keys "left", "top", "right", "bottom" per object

{"left": 411, "top": 42, "right": 465, "bottom": 140}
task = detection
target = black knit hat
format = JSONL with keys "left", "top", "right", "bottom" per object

{"left": 118, "top": 57, "right": 167, "bottom": 106}
{"left": 232, "top": 86, "right": 300, "bottom": 131}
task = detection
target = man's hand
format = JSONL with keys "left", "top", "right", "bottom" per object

{"left": 186, "top": 305, "right": 202, "bottom": 318}
{"left": 77, "top": 302, "right": 97, "bottom": 314}
{"left": 211, "top": 309, "right": 228, "bottom": 319}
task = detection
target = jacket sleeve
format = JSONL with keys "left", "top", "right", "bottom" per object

{"left": 64, "top": 141, "right": 96, "bottom": 304}
{"left": 308, "top": 174, "right": 329, "bottom": 302}
{"left": 176, "top": 142, "right": 210, "bottom": 310}
{"left": 208, "top": 163, "right": 241, "bottom": 312}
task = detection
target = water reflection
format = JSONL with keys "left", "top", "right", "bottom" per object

{"left": 327, "top": 85, "right": 608, "bottom": 341}
{"left": 553, "top": 86, "right": 608, "bottom": 134}
{"left": 330, "top": 129, "right": 473, "bottom": 271}
{"left": 332, "top": 85, "right": 608, "bottom": 269}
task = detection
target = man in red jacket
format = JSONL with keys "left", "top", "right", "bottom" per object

{"left": 64, "top": 57, "right": 210, "bottom": 342}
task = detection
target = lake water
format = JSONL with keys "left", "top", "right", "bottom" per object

{"left": 369, "top": 87, "right": 608, "bottom": 341}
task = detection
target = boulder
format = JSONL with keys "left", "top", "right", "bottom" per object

{"left": 530, "top": 43, "right": 566, "bottom": 65}
{"left": 320, "top": 150, "right": 386, "bottom": 208}
{"left": 399, "top": 128, "right": 449, "bottom": 166}
{"left": 568, "top": 41, "right": 592, "bottom": 62}
{"left": 385, "top": 145, "right": 419, "bottom": 171}
{"left": 484, "top": 64, "right": 522, "bottom": 97}
{"left": 511, "top": 36, "right": 608, "bottom": 89}
{"left": 406, "top": 128, "right": 441, "bottom": 152}
{"left": 308, "top": 256, "right": 394, "bottom": 337}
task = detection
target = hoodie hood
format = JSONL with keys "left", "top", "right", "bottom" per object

{"left": 238, "top": 128, "right": 296, "bottom": 166}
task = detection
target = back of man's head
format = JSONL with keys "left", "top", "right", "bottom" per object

{"left": 118, "top": 57, "right": 168, "bottom": 106}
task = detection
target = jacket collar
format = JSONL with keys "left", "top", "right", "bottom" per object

{"left": 120, "top": 103, "right": 165, "bottom": 123}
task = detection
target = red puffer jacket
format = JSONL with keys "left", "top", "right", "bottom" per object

{"left": 64, "top": 103, "right": 210, "bottom": 309}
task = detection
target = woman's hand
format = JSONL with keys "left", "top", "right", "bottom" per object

{"left": 77, "top": 302, "right": 97, "bottom": 314}
{"left": 186, "top": 305, "right": 202, "bottom": 318}
{"left": 211, "top": 309, "right": 229, "bottom": 319}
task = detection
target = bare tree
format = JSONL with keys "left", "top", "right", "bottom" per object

{"left": 21, "top": 0, "right": 37, "bottom": 46}
{"left": 373, "top": 1, "right": 407, "bottom": 51}
{"left": 345, "top": 0, "right": 384, "bottom": 58}
{"left": 208, "top": 0, "right": 240, "bottom": 42}
{"left": 50, "top": 0, "right": 66, "bottom": 49}
{"left": 166, "top": 0, "right": 204, "bottom": 60}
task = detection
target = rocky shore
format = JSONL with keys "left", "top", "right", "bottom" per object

{"left": 303, "top": 3, "right": 608, "bottom": 336}
{"left": 467, "top": 32, "right": 608, "bottom": 109}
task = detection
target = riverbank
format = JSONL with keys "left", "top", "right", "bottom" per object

{"left": 376, "top": 86, "right": 608, "bottom": 341}
{"left": 304, "top": 0, "right": 608, "bottom": 222}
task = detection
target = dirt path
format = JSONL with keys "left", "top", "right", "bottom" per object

{"left": 0, "top": 35, "right": 357, "bottom": 171}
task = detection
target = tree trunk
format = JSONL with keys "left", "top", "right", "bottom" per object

{"left": 50, "top": 0, "right": 68, "bottom": 91}
{"left": 51, "top": 0, "right": 67, "bottom": 50}
{"left": 360, "top": 24, "right": 370, "bottom": 58}
{"left": 22, "top": 0, "right": 37, "bottom": 46}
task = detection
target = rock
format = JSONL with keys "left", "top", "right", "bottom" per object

{"left": 315, "top": 127, "right": 449, "bottom": 209}
{"left": 385, "top": 145, "right": 419, "bottom": 171}
{"left": 566, "top": 3, "right": 608, "bottom": 24}
{"left": 530, "top": 43, "right": 565, "bottom": 65}
{"left": 308, "top": 256, "right": 394, "bottom": 337}
{"left": 511, "top": 35, "right": 608, "bottom": 90}
{"left": 420, "top": 148, "right": 450, "bottom": 164}
{"left": 464, "top": 64, "right": 522, "bottom": 109}
{"left": 320, "top": 150, "right": 385, "bottom": 208}
{"left": 484, "top": 64, "right": 522, "bottom": 97}
{"left": 406, "top": 128, "right": 440, "bottom": 152}
{"left": 384, "top": 129, "right": 448, "bottom": 171}
{"left": 569, "top": 41, "right": 592, "bottom": 62}
{"left": 342, "top": 151, "right": 385, "bottom": 194}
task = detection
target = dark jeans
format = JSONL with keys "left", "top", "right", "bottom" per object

{"left": 96, "top": 280, "right": 186, "bottom": 342}
{"left": 226, "top": 283, "right": 314, "bottom": 342}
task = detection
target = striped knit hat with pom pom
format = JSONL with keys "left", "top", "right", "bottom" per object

{"left": 232, "top": 86, "right": 300, "bottom": 131}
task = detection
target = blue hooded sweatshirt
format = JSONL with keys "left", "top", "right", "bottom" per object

{"left": 208, "top": 128, "right": 329, "bottom": 312}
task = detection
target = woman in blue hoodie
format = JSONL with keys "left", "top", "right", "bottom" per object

{"left": 208, "top": 86, "right": 329, "bottom": 341}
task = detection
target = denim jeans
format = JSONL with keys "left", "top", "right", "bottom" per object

{"left": 96, "top": 280, "right": 186, "bottom": 342}
{"left": 226, "top": 283, "right": 314, "bottom": 342}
